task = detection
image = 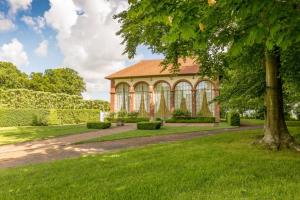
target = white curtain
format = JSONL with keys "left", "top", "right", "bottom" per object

{"left": 134, "top": 83, "right": 150, "bottom": 112}
{"left": 154, "top": 82, "right": 170, "bottom": 112}
{"left": 174, "top": 82, "right": 192, "bottom": 112}
{"left": 196, "top": 81, "right": 215, "bottom": 115}
{"left": 115, "top": 83, "right": 130, "bottom": 112}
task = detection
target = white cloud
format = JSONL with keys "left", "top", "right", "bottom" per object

{"left": 21, "top": 16, "right": 45, "bottom": 33}
{"left": 44, "top": 0, "right": 131, "bottom": 100}
{"left": 35, "top": 40, "right": 48, "bottom": 57}
{"left": 0, "top": 38, "right": 29, "bottom": 66}
{"left": 7, "top": 0, "right": 32, "bottom": 15}
{"left": 0, "top": 13, "right": 15, "bottom": 32}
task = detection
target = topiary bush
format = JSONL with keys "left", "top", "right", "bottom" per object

{"left": 137, "top": 121, "right": 161, "bottom": 130}
{"left": 87, "top": 122, "right": 111, "bottom": 129}
{"left": 165, "top": 117, "right": 215, "bottom": 123}
{"left": 172, "top": 109, "right": 191, "bottom": 119}
{"left": 106, "top": 117, "right": 150, "bottom": 123}
{"left": 227, "top": 111, "right": 240, "bottom": 126}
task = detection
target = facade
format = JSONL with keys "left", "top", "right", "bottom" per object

{"left": 105, "top": 58, "right": 220, "bottom": 122}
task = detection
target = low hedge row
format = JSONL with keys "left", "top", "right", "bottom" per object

{"left": 0, "top": 109, "right": 99, "bottom": 127}
{"left": 87, "top": 122, "right": 111, "bottom": 129}
{"left": 106, "top": 117, "right": 150, "bottom": 123}
{"left": 137, "top": 121, "right": 161, "bottom": 130}
{"left": 165, "top": 117, "right": 215, "bottom": 123}
{"left": 227, "top": 112, "right": 240, "bottom": 126}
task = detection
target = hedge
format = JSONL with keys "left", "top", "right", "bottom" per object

{"left": 106, "top": 117, "right": 150, "bottom": 123}
{"left": 227, "top": 112, "right": 240, "bottom": 126}
{"left": 137, "top": 121, "right": 161, "bottom": 130}
{"left": 165, "top": 117, "right": 215, "bottom": 123}
{"left": 0, "top": 89, "right": 109, "bottom": 110}
{"left": 0, "top": 108, "right": 99, "bottom": 127}
{"left": 87, "top": 122, "right": 111, "bottom": 129}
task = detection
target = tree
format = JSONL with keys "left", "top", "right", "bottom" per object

{"left": 115, "top": 0, "right": 300, "bottom": 150}
{"left": 30, "top": 68, "right": 86, "bottom": 96}
{"left": 0, "top": 62, "right": 29, "bottom": 89}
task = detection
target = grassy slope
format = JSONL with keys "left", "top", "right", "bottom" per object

{"left": 0, "top": 125, "right": 93, "bottom": 145}
{"left": 0, "top": 125, "right": 299, "bottom": 199}
{"left": 77, "top": 123, "right": 233, "bottom": 144}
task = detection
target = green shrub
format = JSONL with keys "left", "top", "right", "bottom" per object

{"left": 0, "top": 109, "right": 45, "bottom": 127}
{"left": 117, "top": 110, "right": 128, "bottom": 118}
{"left": 128, "top": 111, "right": 139, "bottom": 118}
{"left": 87, "top": 122, "right": 111, "bottom": 129}
{"left": 0, "top": 88, "right": 109, "bottom": 110}
{"left": 227, "top": 112, "right": 240, "bottom": 126}
{"left": 0, "top": 108, "right": 99, "bottom": 127}
{"left": 165, "top": 117, "right": 215, "bottom": 123}
{"left": 172, "top": 109, "right": 191, "bottom": 119}
{"left": 32, "top": 110, "right": 50, "bottom": 126}
{"left": 137, "top": 121, "right": 161, "bottom": 130}
{"left": 106, "top": 117, "right": 150, "bottom": 123}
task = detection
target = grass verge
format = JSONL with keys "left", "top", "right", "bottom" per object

{"left": 0, "top": 124, "right": 93, "bottom": 145}
{"left": 76, "top": 123, "right": 233, "bottom": 144}
{"left": 0, "top": 125, "right": 299, "bottom": 199}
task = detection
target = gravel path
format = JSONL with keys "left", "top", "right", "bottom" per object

{"left": 0, "top": 125, "right": 262, "bottom": 169}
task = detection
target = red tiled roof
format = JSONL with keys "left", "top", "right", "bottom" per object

{"left": 105, "top": 58, "right": 199, "bottom": 79}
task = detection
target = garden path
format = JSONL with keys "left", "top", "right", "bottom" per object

{"left": 0, "top": 125, "right": 262, "bottom": 169}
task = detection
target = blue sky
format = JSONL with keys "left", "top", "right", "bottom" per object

{"left": 0, "top": 0, "right": 163, "bottom": 100}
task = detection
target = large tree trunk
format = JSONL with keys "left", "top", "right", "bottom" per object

{"left": 261, "top": 49, "right": 299, "bottom": 150}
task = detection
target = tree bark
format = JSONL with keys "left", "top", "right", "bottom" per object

{"left": 261, "top": 49, "right": 298, "bottom": 150}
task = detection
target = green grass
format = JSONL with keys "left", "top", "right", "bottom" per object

{"left": 0, "top": 125, "right": 300, "bottom": 199}
{"left": 76, "top": 123, "right": 233, "bottom": 144}
{"left": 241, "top": 119, "right": 300, "bottom": 126}
{"left": 0, "top": 125, "right": 93, "bottom": 145}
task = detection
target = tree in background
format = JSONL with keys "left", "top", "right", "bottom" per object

{"left": 0, "top": 62, "right": 29, "bottom": 89}
{"left": 0, "top": 62, "right": 87, "bottom": 96}
{"left": 30, "top": 68, "right": 86, "bottom": 96}
{"left": 116, "top": 0, "right": 300, "bottom": 150}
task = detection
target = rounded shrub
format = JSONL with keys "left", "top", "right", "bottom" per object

{"left": 87, "top": 122, "right": 111, "bottom": 129}
{"left": 227, "top": 112, "right": 240, "bottom": 126}
{"left": 137, "top": 121, "right": 161, "bottom": 130}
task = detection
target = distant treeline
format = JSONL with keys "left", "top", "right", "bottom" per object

{"left": 0, "top": 61, "right": 85, "bottom": 96}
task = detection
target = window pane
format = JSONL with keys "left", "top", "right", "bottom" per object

{"left": 196, "top": 81, "right": 215, "bottom": 116}
{"left": 174, "top": 82, "right": 192, "bottom": 112}
{"left": 134, "top": 83, "right": 150, "bottom": 114}
{"left": 154, "top": 82, "right": 171, "bottom": 118}
{"left": 115, "top": 83, "right": 130, "bottom": 112}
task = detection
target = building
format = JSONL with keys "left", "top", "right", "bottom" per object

{"left": 105, "top": 58, "right": 220, "bottom": 122}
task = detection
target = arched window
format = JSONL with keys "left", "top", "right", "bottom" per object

{"left": 196, "top": 81, "right": 215, "bottom": 116}
{"left": 134, "top": 82, "right": 150, "bottom": 116}
{"left": 154, "top": 82, "right": 171, "bottom": 118}
{"left": 115, "top": 83, "right": 130, "bottom": 112}
{"left": 174, "top": 81, "right": 192, "bottom": 112}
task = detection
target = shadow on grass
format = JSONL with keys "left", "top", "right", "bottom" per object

{"left": 0, "top": 125, "right": 89, "bottom": 145}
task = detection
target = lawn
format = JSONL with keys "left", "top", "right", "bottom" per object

{"left": 0, "top": 124, "right": 299, "bottom": 199}
{"left": 76, "top": 123, "right": 233, "bottom": 144}
{"left": 0, "top": 125, "right": 93, "bottom": 145}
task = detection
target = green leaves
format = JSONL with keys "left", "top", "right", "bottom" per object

{"left": 0, "top": 89, "right": 110, "bottom": 111}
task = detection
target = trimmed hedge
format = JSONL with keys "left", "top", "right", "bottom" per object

{"left": 0, "top": 88, "right": 109, "bottom": 110}
{"left": 87, "top": 122, "right": 111, "bottom": 129}
{"left": 227, "top": 112, "right": 240, "bottom": 126}
{"left": 137, "top": 121, "right": 161, "bottom": 130}
{"left": 106, "top": 117, "right": 150, "bottom": 123}
{"left": 0, "top": 108, "right": 99, "bottom": 127}
{"left": 165, "top": 117, "right": 215, "bottom": 123}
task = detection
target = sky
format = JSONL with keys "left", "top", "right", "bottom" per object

{"left": 0, "top": 0, "right": 163, "bottom": 101}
